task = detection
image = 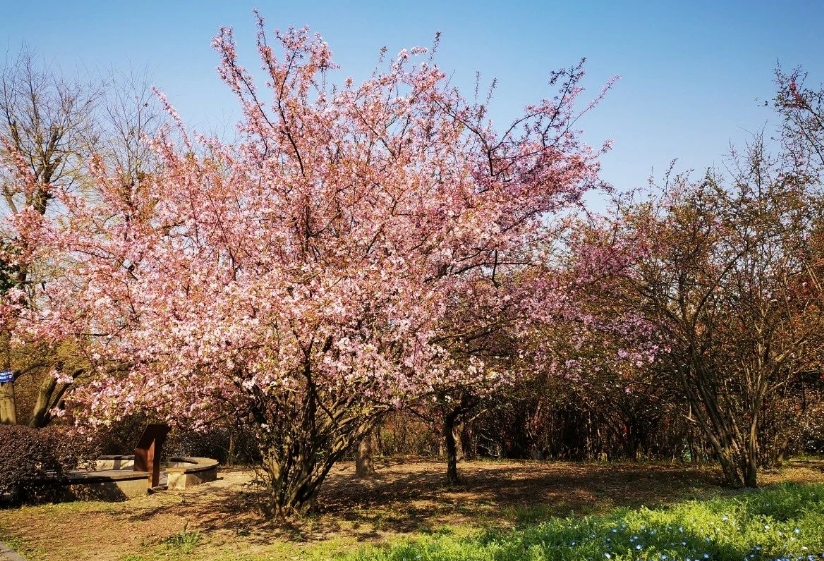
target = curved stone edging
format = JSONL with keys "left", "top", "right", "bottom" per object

{"left": 166, "top": 457, "right": 218, "bottom": 472}
{"left": 166, "top": 457, "right": 219, "bottom": 490}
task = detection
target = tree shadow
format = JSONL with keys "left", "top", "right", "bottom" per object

{"left": 102, "top": 461, "right": 726, "bottom": 545}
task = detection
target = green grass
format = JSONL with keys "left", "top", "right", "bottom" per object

{"left": 345, "top": 483, "right": 824, "bottom": 561}
{"left": 160, "top": 522, "right": 201, "bottom": 554}
{"left": 0, "top": 534, "right": 27, "bottom": 554}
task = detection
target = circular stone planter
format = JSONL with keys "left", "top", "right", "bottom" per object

{"left": 165, "top": 457, "right": 219, "bottom": 490}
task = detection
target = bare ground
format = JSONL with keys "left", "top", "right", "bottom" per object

{"left": 2, "top": 459, "right": 823, "bottom": 561}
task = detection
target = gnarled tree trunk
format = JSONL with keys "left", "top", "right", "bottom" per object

{"left": 355, "top": 431, "right": 376, "bottom": 478}
{"left": 443, "top": 407, "right": 461, "bottom": 485}
{"left": 248, "top": 363, "right": 385, "bottom": 518}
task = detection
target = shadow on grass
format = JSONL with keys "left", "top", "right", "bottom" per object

{"left": 356, "top": 483, "right": 824, "bottom": 561}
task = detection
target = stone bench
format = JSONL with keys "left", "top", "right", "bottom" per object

{"left": 62, "top": 468, "right": 151, "bottom": 500}
{"left": 165, "top": 457, "right": 219, "bottom": 490}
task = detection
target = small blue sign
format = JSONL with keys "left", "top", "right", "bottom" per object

{"left": 0, "top": 370, "right": 13, "bottom": 383}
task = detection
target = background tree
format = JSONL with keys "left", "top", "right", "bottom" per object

{"left": 0, "top": 51, "right": 165, "bottom": 427}
{"left": 774, "top": 66, "right": 824, "bottom": 174}
{"left": 406, "top": 261, "right": 555, "bottom": 483}
{"left": 0, "top": 47, "right": 98, "bottom": 217}
{"left": 98, "top": 67, "right": 165, "bottom": 208}
{"left": 0, "top": 47, "right": 98, "bottom": 426}
{"left": 575, "top": 140, "right": 824, "bottom": 487}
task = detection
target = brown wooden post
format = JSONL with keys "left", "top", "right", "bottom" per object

{"left": 134, "top": 424, "right": 170, "bottom": 488}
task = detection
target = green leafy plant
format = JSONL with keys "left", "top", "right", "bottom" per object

{"left": 161, "top": 523, "right": 201, "bottom": 554}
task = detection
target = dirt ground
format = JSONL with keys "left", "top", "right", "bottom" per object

{"left": 2, "top": 459, "right": 824, "bottom": 561}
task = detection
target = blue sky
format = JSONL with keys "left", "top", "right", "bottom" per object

{"left": 2, "top": 0, "right": 823, "bottom": 202}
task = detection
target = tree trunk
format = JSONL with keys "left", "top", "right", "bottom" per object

{"left": 228, "top": 431, "right": 236, "bottom": 466}
{"left": 245, "top": 356, "right": 387, "bottom": 518}
{"left": 0, "top": 335, "right": 14, "bottom": 425}
{"left": 453, "top": 421, "right": 465, "bottom": 461}
{"left": 0, "top": 382, "right": 16, "bottom": 424}
{"left": 715, "top": 446, "right": 745, "bottom": 488}
{"left": 690, "top": 408, "right": 745, "bottom": 487}
{"left": 743, "top": 419, "right": 759, "bottom": 487}
{"left": 28, "top": 374, "right": 58, "bottom": 428}
{"left": 743, "top": 456, "right": 758, "bottom": 487}
{"left": 28, "top": 368, "right": 80, "bottom": 428}
{"left": 679, "top": 369, "right": 750, "bottom": 488}
{"left": 260, "top": 447, "right": 326, "bottom": 518}
{"left": 250, "top": 390, "right": 380, "bottom": 517}
{"left": 355, "top": 432, "right": 376, "bottom": 478}
{"left": 444, "top": 409, "right": 460, "bottom": 485}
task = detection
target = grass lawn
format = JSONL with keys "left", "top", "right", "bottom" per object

{"left": 1, "top": 459, "right": 823, "bottom": 561}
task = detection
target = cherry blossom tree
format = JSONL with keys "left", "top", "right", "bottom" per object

{"left": 15, "top": 16, "right": 610, "bottom": 515}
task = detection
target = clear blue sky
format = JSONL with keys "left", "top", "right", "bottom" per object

{"left": 2, "top": 0, "right": 823, "bottom": 201}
